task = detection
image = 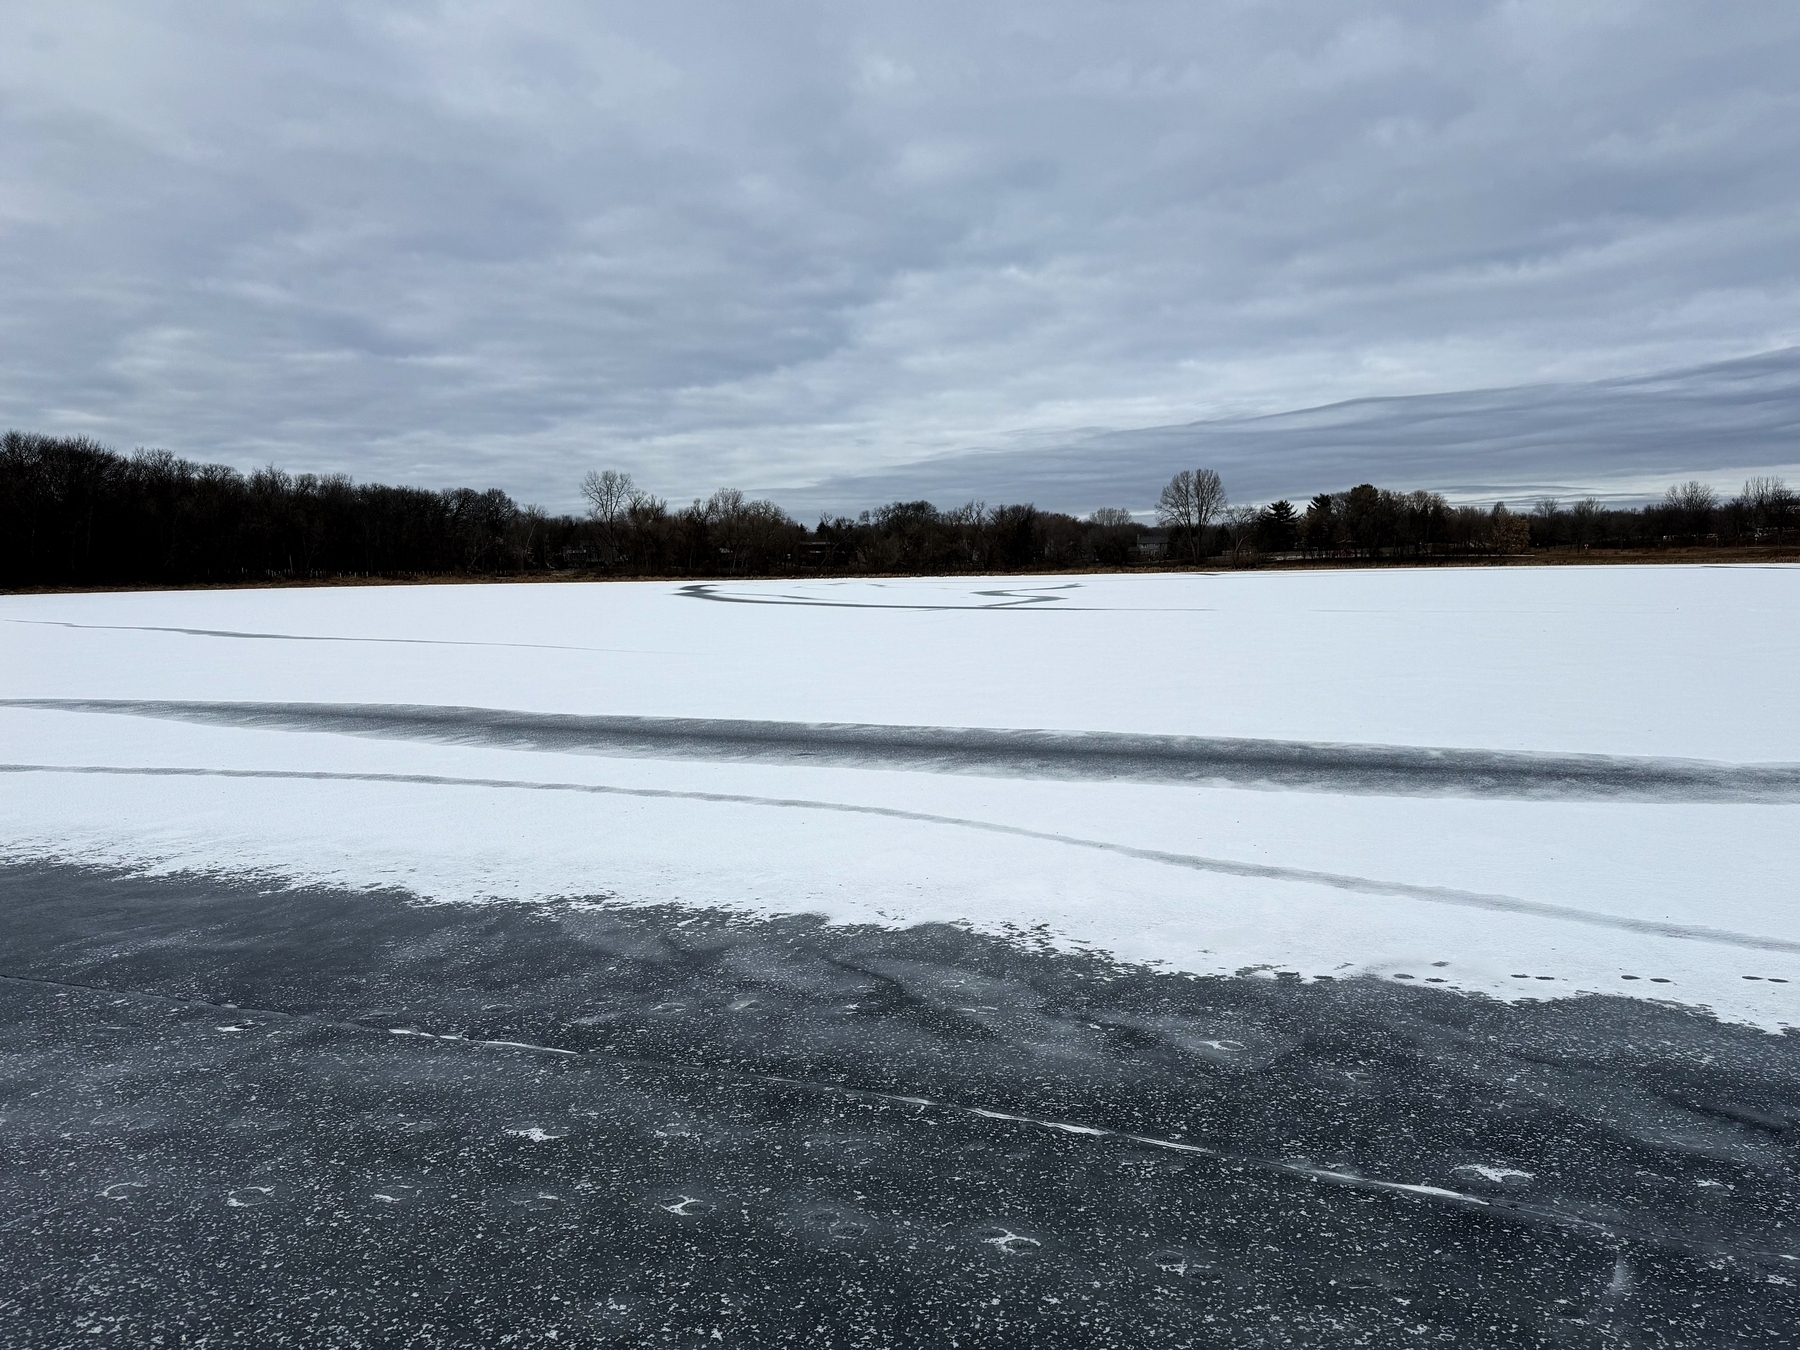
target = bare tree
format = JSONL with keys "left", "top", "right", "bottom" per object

{"left": 1739, "top": 476, "right": 1795, "bottom": 536}
{"left": 1156, "top": 468, "right": 1226, "bottom": 564}
{"left": 580, "top": 468, "right": 637, "bottom": 518}
{"left": 1662, "top": 480, "right": 1719, "bottom": 542}
{"left": 1088, "top": 507, "right": 1135, "bottom": 527}
{"left": 1488, "top": 502, "right": 1531, "bottom": 555}
{"left": 1220, "top": 504, "right": 1260, "bottom": 567}
{"left": 506, "top": 503, "right": 548, "bottom": 571}
{"left": 703, "top": 486, "right": 747, "bottom": 522}
{"left": 580, "top": 469, "right": 639, "bottom": 565}
{"left": 1570, "top": 497, "right": 1600, "bottom": 547}
{"left": 1665, "top": 480, "right": 1718, "bottom": 511}
{"left": 1531, "top": 497, "right": 1562, "bottom": 548}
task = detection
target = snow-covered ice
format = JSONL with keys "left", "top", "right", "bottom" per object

{"left": 3, "top": 566, "right": 1797, "bottom": 1029}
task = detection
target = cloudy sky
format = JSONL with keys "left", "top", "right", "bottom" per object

{"left": 4, "top": 2, "right": 1799, "bottom": 513}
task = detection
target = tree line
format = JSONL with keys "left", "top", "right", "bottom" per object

{"left": 1202, "top": 476, "right": 1797, "bottom": 563}
{"left": 2, "top": 429, "right": 1794, "bottom": 589}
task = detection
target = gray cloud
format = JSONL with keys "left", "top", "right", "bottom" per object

{"left": 3, "top": 2, "right": 1799, "bottom": 511}
{"left": 785, "top": 347, "right": 1800, "bottom": 518}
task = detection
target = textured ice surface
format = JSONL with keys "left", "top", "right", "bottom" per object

{"left": 4, "top": 862, "right": 1797, "bottom": 1346}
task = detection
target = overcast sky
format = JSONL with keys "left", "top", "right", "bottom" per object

{"left": 4, "top": 2, "right": 1799, "bottom": 513}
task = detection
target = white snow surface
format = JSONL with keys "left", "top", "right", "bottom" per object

{"left": 3, "top": 567, "right": 1797, "bottom": 1030}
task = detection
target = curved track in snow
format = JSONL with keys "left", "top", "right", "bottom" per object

{"left": 6, "top": 761, "right": 1798, "bottom": 956}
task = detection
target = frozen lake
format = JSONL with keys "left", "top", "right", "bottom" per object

{"left": 4, "top": 566, "right": 1798, "bottom": 1027}
{"left": 3, "top": 566, "right": 1798, "bottom": 1345}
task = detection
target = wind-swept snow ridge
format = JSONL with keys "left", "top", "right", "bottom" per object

{"left": 9, "top": 698, "right": 1800, "bottom": 803}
